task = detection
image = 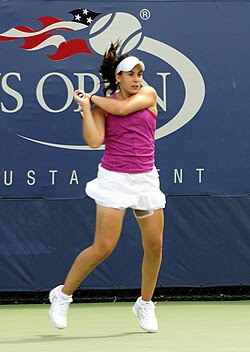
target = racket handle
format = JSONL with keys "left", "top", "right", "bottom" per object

{"left": 78, "top": 92, "right": 84, "bottom": 98}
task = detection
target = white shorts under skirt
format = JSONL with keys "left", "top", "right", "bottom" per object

{"left": 85, "top": 164, "right": 166, "bottom": 210}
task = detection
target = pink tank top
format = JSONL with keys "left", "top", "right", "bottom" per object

{"left": 101, "top": 93, "right": 156, "bottom": 173}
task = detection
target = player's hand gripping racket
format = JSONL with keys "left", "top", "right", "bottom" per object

{"left": 74, "top": 90, "right": 91, "bottom": 113}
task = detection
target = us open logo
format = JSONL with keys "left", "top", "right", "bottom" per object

{"left": 1, "top": 10, "right": 205, "bottom": 151}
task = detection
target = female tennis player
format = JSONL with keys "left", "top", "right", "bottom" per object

{"left": 49, "top": 42, "right": 166, "bottom": 333}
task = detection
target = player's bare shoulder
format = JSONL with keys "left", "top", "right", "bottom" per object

{"left": 139, "top": 86, "right": 157, "bottom": 116}
{"left": 139, "top": 86, "right": 157, "bottom": 98}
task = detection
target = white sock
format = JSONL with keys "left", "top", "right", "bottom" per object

{"left": 139, "top": 297, "right": 151, "bottom": 305}
{"left": 58, "top": 287, "right": 72, "bottom": 300}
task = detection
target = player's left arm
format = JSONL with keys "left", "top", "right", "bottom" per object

{"left": 91, "top": 86, "right": 157, "bottom": 116}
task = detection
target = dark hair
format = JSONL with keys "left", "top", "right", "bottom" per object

{"left": 99, "top": 42, "right": 129, "bottom": 96}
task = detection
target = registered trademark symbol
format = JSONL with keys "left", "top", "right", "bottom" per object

{"left": 140, "top": 9, "right": 151, "bottom": 20}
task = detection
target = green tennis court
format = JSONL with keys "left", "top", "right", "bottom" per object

{"left": 1, "top": 301, "right": 249, "bottom": 352}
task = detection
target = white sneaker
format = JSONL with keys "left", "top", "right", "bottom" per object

{"left": 49, "top": 285, "right": 73, "bottom": 329}
{"left": 132, "top": 297, "right": 158, "bottom": 333}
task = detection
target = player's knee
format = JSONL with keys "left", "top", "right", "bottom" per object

{"left": 101, "top": 245, "right": 115, "bottom": 259}
{"left": 145, "top": 239, "right": 162, "bottom": 258}
{"left": 93, "top": 241, "right": 116, "bottom": 260}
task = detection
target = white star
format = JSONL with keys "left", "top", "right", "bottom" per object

{"left": 75, "top": 14, "right": 81, "bottom": 21}
{"left": 82, "top": 9, "right": 89, "bottom": 15}
{"left": 86, "top": 17, "right": 93, "bottom": 24}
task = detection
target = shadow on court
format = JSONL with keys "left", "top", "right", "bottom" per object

{"left": 0, "top": 332, "right": 144, "bottom": 344}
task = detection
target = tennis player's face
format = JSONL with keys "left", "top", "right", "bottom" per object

{"left": 117, "top": 65, "right": 143, "bottom": 95}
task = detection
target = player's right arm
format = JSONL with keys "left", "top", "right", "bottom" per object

{"left": 81, "top": 105, "right": 105, "bottom": 148}
{"left": 74, "top": 90, "right": 105, "bottom": 149}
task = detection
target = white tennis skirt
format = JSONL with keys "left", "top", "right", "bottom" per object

{"left": 85, "top": 164, "right": 166, "bottom": 210}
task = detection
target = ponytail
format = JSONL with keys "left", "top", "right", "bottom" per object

{"left": 99, "top": 42, "right": 129, "bottom": 96}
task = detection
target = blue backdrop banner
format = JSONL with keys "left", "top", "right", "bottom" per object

{"left": 1, "top": 197, "right": 250, "bottom": 291}
{"left": 0, "top": 1, "right": 249, "bottom": 198}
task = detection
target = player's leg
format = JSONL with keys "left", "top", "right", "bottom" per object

{"left": 49, "top": 204, "right": 126, "bottom": 329}
{"left": 132, "top": 208, "right": 164, "bottom": 333}
{"left": 62, "top": 204, "right": 126, "bottom": 295}
{"left": 137, "top": 209, "right": 164, "bottom": 300}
